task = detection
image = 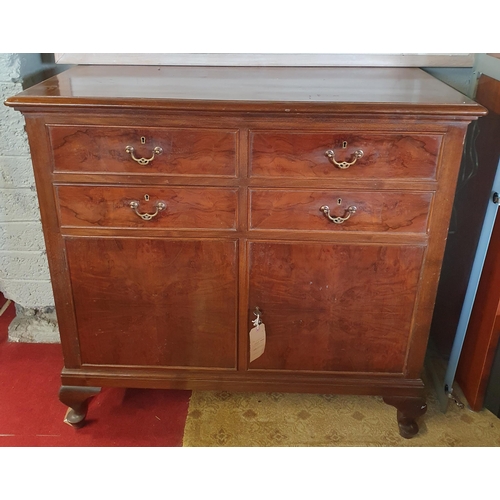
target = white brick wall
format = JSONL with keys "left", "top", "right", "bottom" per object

{"left": 1, "top": 54, "right": 52, "bottom": 305}
{"left": 0, "top": 156, "right": 35, "bottom": 187}
{"left": 0, "top": 91, "right": 30, "bottom": 154}
{"left": 0, "top": 188, "right": 41, "bottom": 221}
{"left": 0, "top": 53, "right": 24, "bottom": 80}
{"left": 0, "top": 222, "right": 46, "bottom": 251}
{"left": 2, "top": 280, "right": 54, "bottom": 306}
{"left": 1, "top": 53, "right": 59, "bottom": 341}
{"left": 0, "top": 251, "right": 50, "bottom": 280}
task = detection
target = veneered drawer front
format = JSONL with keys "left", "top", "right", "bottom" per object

{"left": 57, "top": 185, "right": 237, "bottom": 229}
{"left": 250, "top": 189, "right": 432, "bottom": 233}
{"left": 250, "top": 132, "right": 442, "bottom": 179}
{"left": 49, "top": 125, "right": 238, "bottom": 176}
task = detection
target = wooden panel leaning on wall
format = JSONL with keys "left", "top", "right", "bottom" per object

{"left": 4, "top": 65, "right": 486, "bottom": 438}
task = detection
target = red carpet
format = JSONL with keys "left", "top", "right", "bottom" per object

{"left": 0, "top": 293, "right": 191, "bottom": 446}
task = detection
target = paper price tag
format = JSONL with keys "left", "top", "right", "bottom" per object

{"left": 249, "top": 323, "right": 266, "bottom": 362}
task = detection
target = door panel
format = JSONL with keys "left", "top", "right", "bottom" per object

{"left": 248, "top": 241, "right": 425, "bottom": 373}
{"left": 65, "top": 237, "right": 238, "bottom": 368}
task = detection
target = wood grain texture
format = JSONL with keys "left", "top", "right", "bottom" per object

{"left": 57, "top": 185, "right": 238, "bottom": 230}
{"left": 65, "top": 238, "right": 238, "bottom": 368}
{"left": 250, "top": 132, "right": 442, "bottom": 180}
{"left": 249, "top": 189, "right": 432, "bottom": 233}
{"left": 247, "top": 242, "right": 425, "bottom": 373}
{"left": 5, "top": 66, "right": 485, "bottom": 116}
{"left": 49, "top": 125, "right": 238, "bottom": 177}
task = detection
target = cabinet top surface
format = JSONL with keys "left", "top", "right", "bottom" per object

{"left": 5, "top": 65, "right": 485, "bottom": 116}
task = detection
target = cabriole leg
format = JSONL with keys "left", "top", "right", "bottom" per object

{"left": 59, "top": 385, "right": 101, "bottom": 427}
{"left": 383, "top": 396, "right": 427, "bottom": 439}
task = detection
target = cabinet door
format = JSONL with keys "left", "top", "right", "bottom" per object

{"left": 65, "top": 238, "right": 238, "bottom": 369}
{"left": 248, "top": 242, "right": 425, "bottom": 373}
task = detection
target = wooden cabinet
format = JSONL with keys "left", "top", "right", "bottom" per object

{"left": 5, "top": 65, "right": 486, "bottom": 438}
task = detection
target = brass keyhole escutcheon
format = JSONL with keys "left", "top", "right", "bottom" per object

{"left": 141, "top": 136, "right": 146, "bottom": 144}
{"left": 342, "top": 141, "right": 348, "bottom": 149}
{"left": 144, "top": 194, "right": 150, "bottom": 201}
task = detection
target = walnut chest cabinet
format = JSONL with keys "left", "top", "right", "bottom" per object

{"left": 5, "top": 65, "right": 486, "bottom": 438}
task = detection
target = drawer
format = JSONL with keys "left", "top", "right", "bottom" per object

{"left": 56, "top": 185, "right": 238, "bottom": 230}
{"left": 250, "top": 131, "right": 442, "bottom": 179}
{"left": 250, "top": 189, "right": 432, "bottom": 233}
{"left": 48, "top": 125, "right": 238, "bottom": 176}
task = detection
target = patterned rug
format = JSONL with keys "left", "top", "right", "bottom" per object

{"left": 182, "top": 385, "right": 500, "bottom": 446}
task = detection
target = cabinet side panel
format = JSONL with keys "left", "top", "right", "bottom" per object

{"left": 23, "top": 117, "right": 82, "bottom": 366}
{"left": 407, "top": 124, "right": 471, "bottom": 376}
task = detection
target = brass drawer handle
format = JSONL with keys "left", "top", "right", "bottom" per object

{"left": 125, "top": 145, "right": 163, "bottom": 165}
{"left": 320, "top": 204, "right": 357, "bottom": 224}
{"left": 325, "top": 148, "right": 364, "bottom": 169}
{"left": 129, "top": 200, "right": 166, "bottom": 220}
